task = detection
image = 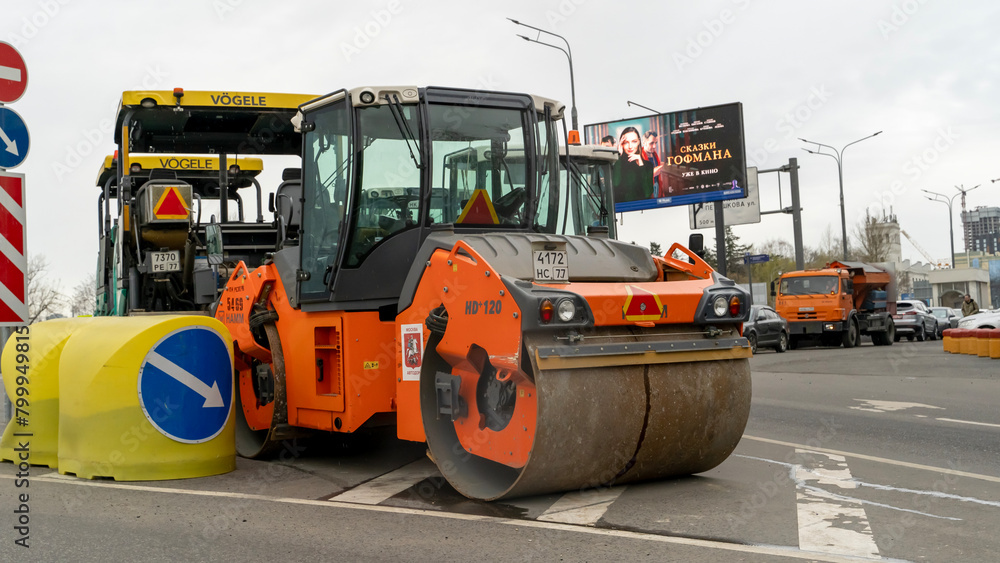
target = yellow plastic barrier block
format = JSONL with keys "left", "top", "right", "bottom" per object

{"left": 1, "top": 319, "right": 93, "bottom": 468}
{"left": 58, "top": 315, "right": 235, "bottom": 480}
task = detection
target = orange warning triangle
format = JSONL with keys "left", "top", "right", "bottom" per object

{"left": 623, "top": 285, "right": 664, "bottom": 322}
{"left": 457, "top": 189, "right": 500, "bottom": 225}
{"left": 153, "top": 186, "right": 189, "bottom": 220}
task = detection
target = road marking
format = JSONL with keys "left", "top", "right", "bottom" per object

{"left": 537, "top": 487, "right": 625, "bottom": 525}
{"left": 742, "top": 435, "right": 1000, "bottom": 483}
{"left": 935, "top": 417, "right": 1000, "bottom": 429}
{"left": 333, "top": 458, "right": 439, "bottom": 504}
{"left": 0, "top": 473, "right": 879, "bottom": 563}
{"left": 793, "top": 450, "right": 879, "bottom": 558}
{"left": 737, "top": 455, "right": 961, "bottom": 521}
{"left": 849, "top": 399, "right": 943, "bottom": 413}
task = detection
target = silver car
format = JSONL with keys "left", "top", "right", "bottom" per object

{"left": 893, "top": 300, "right": 937, "bottom": 341}
{"left": 928, "top": 306, "right": 960, "bottom": 336}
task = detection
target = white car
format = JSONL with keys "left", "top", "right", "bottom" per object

{"left": 957, "top": 310, "right": 1000, "bottom": 329}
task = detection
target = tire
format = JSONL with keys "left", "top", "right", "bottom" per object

{"left": 928, "top": 324, "right": 937, "bottom": 341}
{"left": 842, "top": 320, "right": 859, "bottom": 348}
{"left": 885, "top": 319, "right": 895, "bottom": 346}
{"left": 908, "top": 335, "right": 915, "bottom": 342}
{"left": 916, "top": 328, "right": 925, "bottom": 342}
{"left": 748, "top": 331, "right": 758, "bottom": 354}
{"left": 775, "top": 331, "right": 788, "bottom": 353}
{"left": 789, "top": 335, "right": 799, "bottom": 350}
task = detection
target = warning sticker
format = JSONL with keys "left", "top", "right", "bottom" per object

{"left": 401, "top": 323, "right": 423, "bottom": 381}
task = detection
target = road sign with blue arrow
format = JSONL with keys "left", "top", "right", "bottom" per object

{"left": 0, "top": 106, "right": 29, "bottom": 169}
{"left": 138, "top": 326, "right": 233, "bottom": 443}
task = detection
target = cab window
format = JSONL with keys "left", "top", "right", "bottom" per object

{"left": 300, "top": 96, "right": 351, "bottom": 301}
{"left": 343, "top": 104, "right": 421, "bottom": 267}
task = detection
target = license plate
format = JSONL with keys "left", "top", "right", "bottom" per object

{"left": 798, "top": 306, "right": 814, "bottom": 312}
{"left": 151, "top": 250, "right": 180, "bottom": 272}
{"left": 533, "top": 249, "right": 568, "bottom": 282}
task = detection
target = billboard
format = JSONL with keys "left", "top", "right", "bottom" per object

{"left": 689, "top": 167, "right": 760, "bottom": 229}
{"left": 584, "top": 102, "right": 747, "bottom": 213}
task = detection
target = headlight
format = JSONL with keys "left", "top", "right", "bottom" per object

{"left": 556, "top": 299, "right": 576, "bottom": 322}
{"left": 713, "top": 296, "right": 728, "bottom": 316}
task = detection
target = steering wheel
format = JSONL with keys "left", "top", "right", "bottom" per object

{"left": 493, "top": 187, "right": 526, "bottom": 221}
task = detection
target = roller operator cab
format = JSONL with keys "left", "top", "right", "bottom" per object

{"left": 215, "top": 86, "right": 753, "bottom": 501}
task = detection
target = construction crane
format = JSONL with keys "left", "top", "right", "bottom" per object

{"left": 901, "top": 229, "right": 944, "bottom": 268}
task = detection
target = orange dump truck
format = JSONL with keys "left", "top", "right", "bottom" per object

{"left": 774, "top": 261, "right": 896, "bottom": 349}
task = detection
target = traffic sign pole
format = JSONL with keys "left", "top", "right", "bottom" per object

{"left": 0, "top": 42, "right": 28, "bottom": 327}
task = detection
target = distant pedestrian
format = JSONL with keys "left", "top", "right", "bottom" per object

{"left": 961, "top": 294, "right": 980, "bottom": 317}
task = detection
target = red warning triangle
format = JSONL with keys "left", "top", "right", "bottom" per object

{"left": 457, "top": 189, "right": 499, "bottom": 225}
{"left": 153, "top": 186, "right": 189, "bottom": 220}
{"left": 623, "top": 285, "right": 664, "bottom": 322}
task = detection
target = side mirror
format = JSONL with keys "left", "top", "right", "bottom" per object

{"left": 205, "top": 223, "right": 224, "bottom": 265}
{"left": 688, "top": 233, "right": 705, "bottom": 257}
{"left": 770, "top": 280, "right": 776, "bottom": 297}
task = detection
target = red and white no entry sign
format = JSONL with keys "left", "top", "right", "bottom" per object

{"left": 0, "top": 42, "right": 28, "bottom": 104}
{"left": 0, "top": 171, "right": 27, "bottom": 325}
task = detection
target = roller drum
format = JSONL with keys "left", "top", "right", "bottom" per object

{"left": 422, "top": 332, "right": 751, "bottom": 500}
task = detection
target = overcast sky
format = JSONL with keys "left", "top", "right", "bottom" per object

{"left": 5, "top": 0, "right": 999, "bottom": 296}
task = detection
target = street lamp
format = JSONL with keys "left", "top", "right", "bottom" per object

{"left": 626, "top": 100, "right": 660, "bottom": 115}
{"left": 508, "top": 18, "right": 578, "bottom": 131}
{"left": 922, "top": 184, "right": 980, "bottom": 269}
{"left": 800, "top": 131, "right": 882, "bottom": 260}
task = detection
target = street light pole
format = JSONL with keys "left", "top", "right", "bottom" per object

{"left": 923, "top": 189, "right": 959, "bottom": 268}
{"left": 923, "top": 184, "right": 980, "bottom": 268}
{"left": 800, "top": 131, "right": 883, "bottom": 260}
{"left": 508, "top": 18, "right": 578, "bottom": 131}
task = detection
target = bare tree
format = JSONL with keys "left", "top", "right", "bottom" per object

{"left": 853, "top": 210, "right": 894, "bottom": 262}
{"left": 807, "top": 224, "right": 845, "bottom": 268}
{"left": 26, "top": 255, "right": 65, "bottom": 323}
{"left": 69, "top": 274, "right": 97, "bottom": 317}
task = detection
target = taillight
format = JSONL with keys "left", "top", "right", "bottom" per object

{"left": 539, "top": 299, "right": 554, "bottom": 323}
{"left": 729, "top": 295, "right": 741, "bottom": 317}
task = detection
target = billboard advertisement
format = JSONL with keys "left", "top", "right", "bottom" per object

{"left": 689, "top": 167, "right": 760, "bottom": 229}
{"left": 584, "top": 102, "right": 747, "bottom": 213}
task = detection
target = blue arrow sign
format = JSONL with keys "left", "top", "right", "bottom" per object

{"left": 0, "top": 107, "right": 29, "bottom": 169}
{"left": 744, "top": 253, "right": 770, "bottom": 264}
{"left": 138, "top": 326, "right": 233, "bottom": 444}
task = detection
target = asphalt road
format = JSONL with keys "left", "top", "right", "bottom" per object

{"left": 1, "top": 338, "right": 997, "bottom": 562}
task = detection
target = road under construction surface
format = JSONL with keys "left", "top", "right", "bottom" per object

{"left": 2, "top": 338, "right": 997, "bottom": 562}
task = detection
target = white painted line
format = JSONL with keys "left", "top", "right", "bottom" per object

{"left": 0, "top": 65, "right": 22, "bottom": 82}
{"left": 742, "top": 435, "right": 1000, "bottom": 484}
{"left": 333, "top": 458, "right": 439, "bottom": 505}
{"left": 537, "top": 486, "right": 625, "bottom": 526}
{"left": 849, "top": 399, "right": 942, "bottom": 413}
{"left": 0, "top": 473, "right": 872, "bottom": 562}
{"left": 794, "top": 450, "right": 879, "bottom": 559}
{"left": 936, "top": 417, "right": 1000, "bottom": 429}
